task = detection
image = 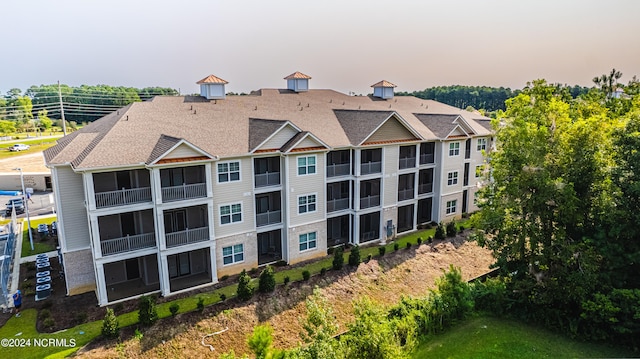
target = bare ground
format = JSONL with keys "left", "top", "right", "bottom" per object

{"left": 76, "top": 236, "right": 494, "bottom": 358}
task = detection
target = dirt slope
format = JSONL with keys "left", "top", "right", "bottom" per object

{"left": 77, "top": 239, "right": 494, "bottom": 358}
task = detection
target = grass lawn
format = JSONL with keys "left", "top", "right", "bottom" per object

{"left": 0, "top": 136, "right": 62, "bottom": 160}
{"left": 20, "top": 217, "right": 57, "bottom": 258}
{"left": 412, "top": 316, "right": 634, "bottom": 359}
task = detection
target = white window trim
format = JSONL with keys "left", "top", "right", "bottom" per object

{"left": 219, "top": 202, "right": 243, "bottom": 225}
{"left": 222, "top": 243, "right": 244, "bottom": 266}
{"left": 447, "top": 171, "right": 459, "bottom": 186}
{"left": 448, "top": 142, "right": 460, "bottom": 157}
{"left": 446, "top": 200, "right": 457, "bottom": 215}
{"left": 299, "top": 232, "right": 318, "bottom": 252}
{"left": 297, "top": 193, "right": 318, "bottom": 215}
{"left": 297, "top": 155, "right": 317, "bottom": 176}
{"left": 476, "top": 138, "right": 487, "bottom": 152}
{"left": 217, "top": 161, "right": 241, "bottom": 183}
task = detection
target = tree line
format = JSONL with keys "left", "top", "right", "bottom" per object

{"left": 0, "top": 84, "right": 178, "bottom": 135}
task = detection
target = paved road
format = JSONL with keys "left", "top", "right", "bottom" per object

{"left": 0, "top": 192, "right": 56, "bottom": 220}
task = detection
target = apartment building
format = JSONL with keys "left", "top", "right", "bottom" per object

{"left": 44, "top": 72, "right": 492, "bottom": 306}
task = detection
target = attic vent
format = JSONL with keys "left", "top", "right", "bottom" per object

{"left": 197, "top": 74, "right": 228, "bottom": 100}
{"left": 371, "top": 80, "right": 397, "bottom": 100}
{"left": 284, "top": 71, "right": 311, "bottom": 92}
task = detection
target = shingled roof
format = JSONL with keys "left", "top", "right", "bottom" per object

{"left": 334, "top": 110, "right": 394, "bottom": 145}
{"left": 196, "top": 74, "right": 229, "bottom": 84}
{"left": 413, "top": 114, "right": 463, "bottom": 138}
{"left": 248, "top": 118, "right": 289, "bottom": 152}
{"left": 284, "top": 71, "right": 311, "bottom": 80}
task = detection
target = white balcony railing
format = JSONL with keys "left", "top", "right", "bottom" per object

{"left": 398, "top": 157, "right": 416, "bottom": 169}
{"left": 254, "top": 172, "right": 280, "bottom": 188}
{"left": 420, "top": 153, "right": 435, "bottom": 165}
{"left": 360, "top": 195, "right": 380, "bottom": 209}
{"left": 161, "top": 183, "right": 207, "bottom": 202}
{"left": 165, "top": 227, "right": 209, "bottom": 248}
{"left": 360, "top": 161, "right": 382, "bottom": 175}
{"left": 95, "top": 187, "right": 152, "bottom": 208}
{"left": 101, "top": 233, "right": 156, "bottom": 256}
{"left": 256, "top": 210, "right": 282, "bottom": 227}
{"left": 398, "top": 188, "right": 415, "bottom": 201}
{"left": 418, "top": 183, "right": 433, "bottom": 194}
{"left": 326, "top": 163, "right": 350, "bottom": 177}
{"left": 327, "top": 198, "right": 349, "bottom": 212}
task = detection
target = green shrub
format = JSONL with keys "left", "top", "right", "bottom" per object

{"left": 219, "top": 293, "right": 226, "bottom": 301}
{"left": 435, "top": 222, "right": 446, "bottom": 239}
{"left": 169, "top": 303, "right": 180, "bottom": 316}
{"left": 417, "top": 237, "right": 423, "bottom": 245}
{"left": 332, "top": 246, "right": 344, "bottom": 270}
{"left": 237, "top": 269, "right": 254, "bottom": 301}
{"left": 471, "top": 278, "right": 506, "bottom": 315}
{"left": 283, "top": 276, "right": 290, "bottom": 285}
{"left": 220, "top": 275, "right": 229, "bottom": 281}
{"left": 428, "top": 236, "right": 433, "bottom": 243}
{"left": 249, "top": 267, "right": 258, "bottom": 276}
{"left": 394, "top": 243, "right": 400, "bottom": 251}
{"left": 43, "top": 317, "right": 55, "bottom": 330}
{"left": 113, "top": 303, "right": 124, "bottom": 313}
{"left": 197, "top": 297, "right": 205, "bottom": 312}
{"left": 446, "top": 221, "right": 457, "bottom": 237}
{"left": 302, "top": 270, "right": 311, "bottom": 281}
{"left": 366, "top": 254, "right": 372, "bottom": 262}
{"left": 101, "top": 308, "right": 119, "bottom": 338}
{"left": 75, "top": 312, "right": 88, "bottom": 324}
{"left": 138, "top": 295, "right": 159, "bottom": 326}
{"left": 348, "top": 245, "right": 361, "bottom": 266}
{"left": 258, "top": 265, "right": 276, "bottom": 293}
{"left": 379, "top": 246, "right": 386, "bottom": 257}
{"left": 459, "top": 225, "right": 465, "bottom": 233}
{"left": 320, "top": 267, "right": 327, "bottom": 276}
{"left": 39, "top": 309, "right": 51, "bottom": 320}
{"left": 406, "top": 242, "right": 412, "bottom": 249}
{"left": 327, "top": 246, "right": 335, "bottom": 255}
{"left": 274, "top": 260, "right": 287, "bottom": 267}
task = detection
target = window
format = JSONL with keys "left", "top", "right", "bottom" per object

{"left": 449, "top": 142, "right": 460, "bottom": 156}
{"left": 299, "top": 232, "right": 317, "bottom": 252}
{"left": 447, "top": 171, "right": 459, "bottom": 186}
{"left": 297, "top": 156, "right": 316, "bottom": 175}
{"left": 218, "top": 161, "right": 240, "bottom": 183}
{"left": 298, "top": 194, "right": 317, "bottom": 214}
{"left": 477, "top": 138, "right": 487, "bottom": 152}
{"left": 220, "top": 203, "right": 242, "bottom": 224}
{"left": 222, "top": 244, "right": 244, "bottom": 265}
{"left": 446, "top": 200, "right": 457, "bottom": 215}
{"left": 475, "top": 165, "right": 485, "bottom": 178}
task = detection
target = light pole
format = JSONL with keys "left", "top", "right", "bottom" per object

{"left": 13, "top": 167, "right": 34, "bottom": 251}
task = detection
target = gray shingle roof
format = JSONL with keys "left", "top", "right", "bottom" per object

{"left": 334, "top": 110, "right": 394, "bottom": 145}
{"left": 249, "top": 118, "right": 288, "bottom": 152}
{"left": 280, "top": 131, "right": 308, "bottom": 153}
{"left": 413, "top": 114, "right": 461, "bottom": 138}
{"left": 147, "top": 134, "right": 182, "bottom": 164}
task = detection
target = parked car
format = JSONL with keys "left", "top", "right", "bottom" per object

{"left": 5, "top": 197, "right": 25, "bottom": 215}
{"left": 9, "top": 143, "right": 30, "bottom": 152}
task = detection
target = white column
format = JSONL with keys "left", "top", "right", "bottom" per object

{"left": 159, "top": 254, "right": 171, "bottom": 296}
{"left": 95, "top": 262, "right": 108, "bottom": 306}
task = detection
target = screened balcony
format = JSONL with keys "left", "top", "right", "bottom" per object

{"left": 326, "top": 150, "right": 351, "bottom": 177}
{"left": 360, "top": 179, "right": 381, "bottom": 209}
{"left": 419, "top": 142, "right": 435, "bottom": 165}
{"left": 327, "top": 181, "right": 350, "bottom": 212}
{"left": 160, "top": 165, "right": 207, "bottom": 203}
{"left": 98, "top": 210, "right": 156, "bottom": 256}
{"left": 418, "top": 168, "right": 434, "bottom": 194}
{"left": 254, "top": 157, "right": 281, "bottom": 188}
{"left": 397, "top": 173, "right": 415, "bottom": 201}
{"left": 256, "top": 191, "right": 282, "bottom": 227}
{"left": 398, "top": 145, "right": 416, "bottom": 169}
{"left": 93, "top": 169, "right": 152, "bottom": 209}
{"left": 360, "top": 148, "right": 382, "bottom": 175}
{"left": 164, "top": 205, "right": 209, "bottom": 248}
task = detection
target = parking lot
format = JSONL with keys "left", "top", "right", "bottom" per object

{"left": 0, "top": 192, "right": 55, "bottom": 220}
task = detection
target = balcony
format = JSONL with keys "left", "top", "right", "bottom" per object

{"left": 166, "top": 226, "right": 209, "bottom": 248}
{"left": 255, "top": 172, "right": 280, "bottom": 188}
{"left": 101, "top": 233, "right": 156, "bottom": 256}
{"left": 256, "top": 210, "right": 281, "bottom": 227}
{"left": 418, "top": 183, "right": 433, "bottom": 194}
{"left": 398, "top": 188, "right": 414, "bottom": 201}
{"left": 419, "top": 153, "right": 435, "bottom": 165}
{"left": 360, "top": 161, "right": 382, "bottom": 175}
{"left": 326, "top": 163, "right": 350, "bottom": 177}
{"left": 398, "top": 157, "right": 416, "bottom": 170}
{"left": 360, "top": 195, "right": 380, "bottom": 209}
{"left": 161, "top": 183, "right": 207, "bottom": 202}
{"left": 327, "top": 198, "right": 349, "bottom": 212}
{"left": 95, "top": 187, "right": 152, "bottom": 209}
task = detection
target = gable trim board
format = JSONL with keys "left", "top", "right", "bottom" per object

{"left": 251, "top": 121, "right": 302, "bottom": 153}
{"left": 147, "top": 137, "right": 217, "bottom": 166}
{"left": 280, "top": 131, "right": 330, "bottom": 153}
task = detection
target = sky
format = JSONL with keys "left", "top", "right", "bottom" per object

{"left": 1, "top": 0, "right": 639, "bottom": 96}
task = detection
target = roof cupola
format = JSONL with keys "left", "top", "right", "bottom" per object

{"left": 197, "top": 74, "right": 228, "bottom": 100}
{"left": 371, "top": 80, "right": 397, "bottom": 99}
{"left": 284, "top": 71, "right": 311, "bottom": 92}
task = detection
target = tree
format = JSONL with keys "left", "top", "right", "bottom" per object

{"left": 247, "top": 324, "right": 282, "bottom": 359}
{"left": 348, "top": 245, "right": 361, "bottom": 266}
{"left": 332, "top": 246, "right": 344, "bottom": 270}
{"left": 593, "top": 68, "right": 622, "bottom": 97}
{"left": 101, "top": 308, "right": 120, "bottom": 338}
{"left": 138, "top": 295, "right": 158, "bottom": 326}
{"left": 237, "top": 269, "right": 254, "bottom": 301}
{"left": 0, "top": 120, "right": 16, "bottom": 136}
{"left": 37, "top": 108, "right": 53, "bottom": 130}
{"left": 292, "top": 287, "right": 343, "bottom": 359}
{"left": 258, "top": 265, "right": 276, "bottom": 293}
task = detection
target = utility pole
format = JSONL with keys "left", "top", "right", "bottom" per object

{"left": 58, "top": 81, "right": 67, "bottom": 135}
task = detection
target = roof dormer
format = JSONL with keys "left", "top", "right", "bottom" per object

{"left": 197, "top": 74, "right": 228, "bottom": 100}
{"left": 284, "top": 71, "right": 311, "bottom": 92}
{"left": 371, "top": 80, "right": 397, "bottom": 100}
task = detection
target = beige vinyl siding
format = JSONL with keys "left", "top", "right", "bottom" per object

{"left": 440, "top": 192, "right": 462, "bottom": 220}
{"left": 212, "top": 158, "right": 255, "bottom": 236}
{"left": 56, "top": 166, "right": 91, "bottom": 250}
{"left": 293, "top": 136, "right": 321, "bottom": 149}
{"left": 163, "top": 143, "right": 202, "bottom": 159}
{"left": 364, "top": 118, "right": 417, "bottom": 144}
{"left": 288, "top": 153, "right": 325, "bottom": 226}
{"left": 288, "top": 220, "right": 326, "bottom": 265}
{"left": 383, "top": 146, "right": 399, "bottom": 207}
{"left": 215, "top": 232, "right": 258, "bottom": 278}
{"left": 441, "top": 140, "right": 464, "bottom": 194}
{"left": 260, "top": 125, "right": 298, "bottom": 150}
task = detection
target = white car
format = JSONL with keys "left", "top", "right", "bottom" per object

{"left": 9, "top": 144, "right": 30, "bottom": 151}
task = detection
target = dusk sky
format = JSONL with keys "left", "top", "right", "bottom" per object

{"left": 2, "top": 0, "right": 639, "bottom": 96}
